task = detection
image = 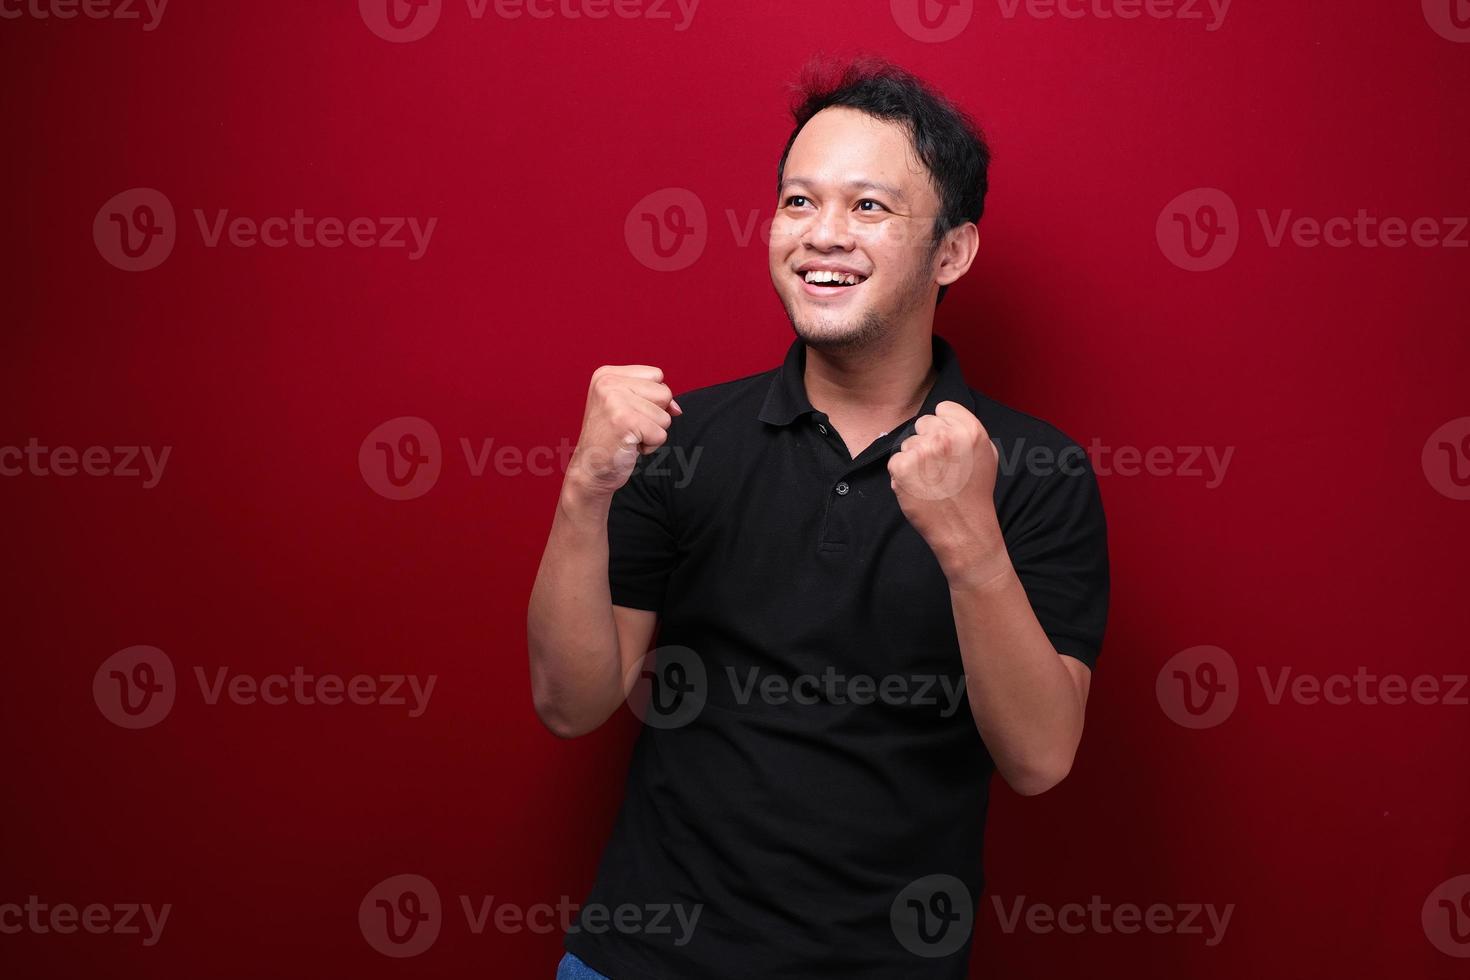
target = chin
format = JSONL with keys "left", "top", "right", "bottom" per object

{"left": 792, "top": 310, "right": 885, "bottom": 352}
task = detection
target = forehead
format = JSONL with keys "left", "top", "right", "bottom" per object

{"left": 782, "top": 106, "right": 934, "bottom": 205}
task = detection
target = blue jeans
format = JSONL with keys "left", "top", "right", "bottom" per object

{"left": 556, "top": 951, "right": 612, "bottom": 980}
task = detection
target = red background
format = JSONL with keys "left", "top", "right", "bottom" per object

{"left": 3, "top": 1, "right": 1467, "bottom": 977}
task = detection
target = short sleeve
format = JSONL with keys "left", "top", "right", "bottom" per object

{"left": 1002, "top": 444, "right": 1110, "bottom": 670}
{"left": 606, "top": 445, "right": 678, "bottom": 612}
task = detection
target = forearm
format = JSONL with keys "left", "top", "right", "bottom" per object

{"left": 526, "top": 489, "right": 625, "bottom": 737}
{"left": 946, "top": 549, "right": 1085, "bottom": 795}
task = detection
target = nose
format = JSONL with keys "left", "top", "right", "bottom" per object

{"left": 803, "top": 202, "right": 856, "bottom": 252}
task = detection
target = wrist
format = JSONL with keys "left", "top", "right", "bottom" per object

{"left": 557, "top": 483, "right": 611, "bottom": 529}
{"left": 939, "top": 533, "right": 1013, "bottom": 593}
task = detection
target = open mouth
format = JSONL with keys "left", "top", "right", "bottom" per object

{"left": 797, "top": 269, "right": 869, "bottom": 297}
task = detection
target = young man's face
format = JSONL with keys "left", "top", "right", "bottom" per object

{"left": 769, "top": 106, "right": 947, "bottom": 352}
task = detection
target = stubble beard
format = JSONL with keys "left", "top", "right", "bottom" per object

{"left": 783, "top": 255, "right": 934, "bottom": 355}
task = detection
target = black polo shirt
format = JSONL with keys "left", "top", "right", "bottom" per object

{"left": 565, "top": 332, "right": 1109, "bottom": 979}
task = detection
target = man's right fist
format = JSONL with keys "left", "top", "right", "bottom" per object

{"left": 565, "top": 364, "right": 683, "bottom": 500}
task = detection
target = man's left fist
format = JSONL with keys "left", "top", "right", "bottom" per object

{"left": 888, "top": 400, "right": 1002, "bottom": 568}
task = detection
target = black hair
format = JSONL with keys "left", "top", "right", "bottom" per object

{"left": 775, "top": 54, "right": 991, "bottom": 307}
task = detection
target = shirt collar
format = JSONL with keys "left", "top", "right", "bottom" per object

{"left": 757, "top": 333, "right": 976, "bottom": 452}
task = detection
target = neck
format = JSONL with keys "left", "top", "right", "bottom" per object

{"left": 803, "top": 331, "right": 938, "bottom": 424}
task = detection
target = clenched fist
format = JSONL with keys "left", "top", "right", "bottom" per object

{"left": 888, "top": 400, "right": 1004, "bottom": 581}
{"left": 565, "top": 364, "right": 682, "bottom": 502}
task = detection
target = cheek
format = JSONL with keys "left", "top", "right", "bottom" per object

{"left": 767, "top": 220, "right": 801, "bottom": 252}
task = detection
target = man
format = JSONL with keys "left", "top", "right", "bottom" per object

{"left": 528, "top": 55, "right": 1109, "bottom": 979}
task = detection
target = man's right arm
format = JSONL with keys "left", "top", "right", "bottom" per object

{"left": 526, "top": 365, "right": 679, "bottom": 738}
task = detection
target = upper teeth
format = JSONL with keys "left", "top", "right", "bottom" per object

{"left": 804, "top": 270, "right": 862, "bottom": 285}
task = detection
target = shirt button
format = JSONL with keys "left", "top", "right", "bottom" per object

{"left": 835, "top": 481, "right": 850, "bottom": 495}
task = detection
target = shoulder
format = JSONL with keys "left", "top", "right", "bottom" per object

{"left": 968, "top": 388, "right": 1092, "bottom": 470}
{"left": 670, "top": 367, "right": 775, "bottom": 413}
{"left": 660, "top": 366, "right": 778, "bottom": 443}
{"left": 967, "top": 388, "right": 1102, "bottom": 524}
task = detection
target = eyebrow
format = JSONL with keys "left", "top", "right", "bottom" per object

{"left": 779, "top": 177, "right": 908, "bottom": 205}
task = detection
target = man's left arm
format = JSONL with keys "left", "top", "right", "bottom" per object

{"left": 890, "top": 401, "right": 1108, "bottom": 796}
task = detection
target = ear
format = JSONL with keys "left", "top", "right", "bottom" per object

{"left": 934, "top": 222, "right": 979, "bottom": 287}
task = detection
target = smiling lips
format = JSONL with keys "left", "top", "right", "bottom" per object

{"left": 797, "top": 267, "right": 869, "bottom": 298}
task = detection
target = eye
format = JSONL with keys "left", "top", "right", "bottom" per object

{"left": 784, "top": 195, "right": 810, "bottom": 208}
{"left": 857, "top": 199, "right": 888, "bottom": 212}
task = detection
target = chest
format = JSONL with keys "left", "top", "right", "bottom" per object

{"left": 660, "top": 425, "right": 962, "bottom": 679}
